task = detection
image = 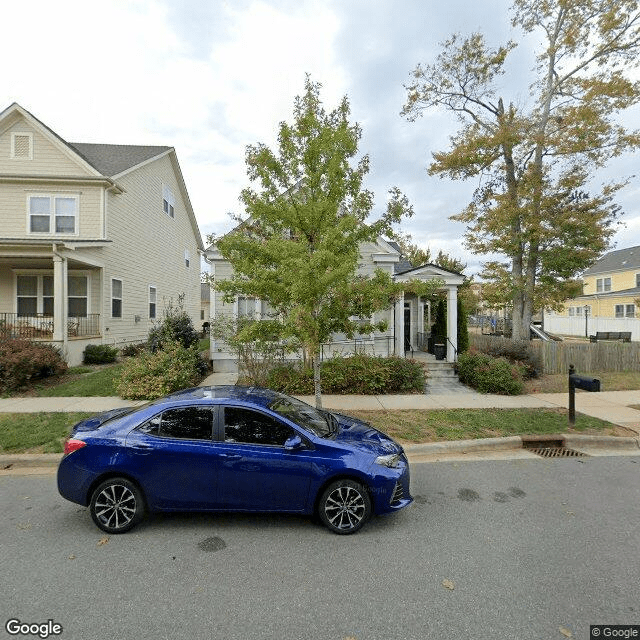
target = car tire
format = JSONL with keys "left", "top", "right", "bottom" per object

{"left": 90, "top": 477, "right": 145, "bottom": 534}
{"left": 318, "top": 479, "right": 371, "bottom": 535}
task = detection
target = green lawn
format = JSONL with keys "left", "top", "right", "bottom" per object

{"left": 344, "top": 408, "right": 615, "bottom": 443}
{"left": 0, "top": 407, "right": 616, "bottom": 454}
{"left": 33, "top": 363, "right": 125, "bottom": 397}
{"left": 0, "top": 412, "right": 93, "bottom": 453}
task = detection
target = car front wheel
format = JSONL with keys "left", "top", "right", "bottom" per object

{"left": 90, "top": 477, "right": 144, "bottom": 534}
{"left": 318, "top": 479, "right": 371, "bottom": 535}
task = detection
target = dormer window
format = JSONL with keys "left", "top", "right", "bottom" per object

{"left": 11, "top": 132, "right": 33, "bottom": 159}
{"left": 163, "top": 185, "right": 175, "bottom": 218}
{"left": 28, "top": 195, "right": 77, "bottom": 234}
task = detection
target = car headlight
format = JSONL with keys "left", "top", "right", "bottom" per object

{"left": 375, "top": 453, "right": 400, "bottom": 468}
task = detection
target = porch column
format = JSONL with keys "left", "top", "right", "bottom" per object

{"left": 394, "top": 291, "right": 404, "bottom": 356}
{"left": 53, "top": 253, "right": 68, "bottom": 344}
{"left": 418, "top": 296, "right": 424, "bottom": 338}
{"left": 447, "top": 285, "right": 457, "bottom": 361}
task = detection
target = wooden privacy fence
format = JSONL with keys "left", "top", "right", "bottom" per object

{"left": 470, "top": 334, "right": 640, "bottom": 374}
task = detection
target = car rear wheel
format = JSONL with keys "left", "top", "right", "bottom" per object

{"left": 318, "top": 479, "right": 371, "bottom": 535}
{"left": 90, "top": 477, "right": 144, "bottom": 534}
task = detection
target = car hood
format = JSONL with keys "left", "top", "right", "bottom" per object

{"left": 332, "top": 412, "right": 403, "bottom": 455}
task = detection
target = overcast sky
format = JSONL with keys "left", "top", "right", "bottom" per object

{"left": 2, "top": 0, "right": 638, "bottom": 275}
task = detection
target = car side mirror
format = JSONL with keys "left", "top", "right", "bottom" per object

{"left": 284, "top": 435, "right": 304, "bottom": 451}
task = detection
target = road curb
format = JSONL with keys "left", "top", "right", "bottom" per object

{"left": 404, "top": 436, "right": 523, "bottom": 456}
{"left": 2, "top": 435, "right": 639, "bottom": 472}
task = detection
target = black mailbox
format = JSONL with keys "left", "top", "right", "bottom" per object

{"left": 567, "top": 365, "right": 601, "bottom": 426}
{"left": 569, "top": 374, "right": 601, "bottom": 392}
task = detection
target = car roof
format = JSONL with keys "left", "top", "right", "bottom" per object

{"left": 159, "top": 385, "right": 283, "bottom": 409}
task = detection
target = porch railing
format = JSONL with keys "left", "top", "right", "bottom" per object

{"left": 0, "top": 313, "right": 100, "bottom": 339}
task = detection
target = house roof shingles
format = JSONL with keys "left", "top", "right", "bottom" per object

{"left": 69, "top": 143, "right": 172, "bottom": 177}
{"left": 584, "top": 245, "right": 640, "bottom": 275}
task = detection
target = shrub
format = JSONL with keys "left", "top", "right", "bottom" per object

{"left": 265, "top": 354, "right": 425, "bottom": 395}
{"left": 477, "top": 339, "right": 541, "bottom": 379}
{"left": 457, "top": 350, "right": 525, "bottom": 395}
{"left": 120, "top": 342, "right": 147, "bottom": 357}
{"left": 148, "top": 300, "right": 199, "bottom": 350}
{"left": 0, "top": 339, "right": 67, "bottom": 392}
{"left": 83, "top": 344, "right": 118, "bottom": 365}
{"left": 117, "top": 341, "right": 204, "bottom": 400}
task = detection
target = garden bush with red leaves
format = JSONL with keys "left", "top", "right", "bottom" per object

{"left": 0, "top": 339, "right": 67, "bottom": 392}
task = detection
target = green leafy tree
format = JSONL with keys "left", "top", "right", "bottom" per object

{"left": 392, "top": 231, "right": 467, "bottom": 273}
{"left": 403, "top": 0, "right": 640, "bottom": 340}
{"left": 215, "top": 77, "right": 433, "bottom": 408}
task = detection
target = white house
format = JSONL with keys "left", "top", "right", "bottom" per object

{"left": 0, "top": 103, "right": 204, "bottom": 365}
{"left": 204, "top": 237, "right": 464, "bottom": 372}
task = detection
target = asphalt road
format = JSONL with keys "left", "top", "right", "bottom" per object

{"left": 1, "top": 455, "right": 639, "bottom": 640}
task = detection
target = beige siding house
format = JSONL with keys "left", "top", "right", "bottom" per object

{"left": 0, "top": 103, "right": 204, "bottom": 365}
{"left": 205, "top": 237, "right": 464, "bottom": 372}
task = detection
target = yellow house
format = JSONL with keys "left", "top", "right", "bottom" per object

{"left": 560, "top": 245, "right": 640, "bottom": 319}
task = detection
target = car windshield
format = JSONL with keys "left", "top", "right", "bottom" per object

{"left": 268, "top": 395, "right": 335, "bottom": 437}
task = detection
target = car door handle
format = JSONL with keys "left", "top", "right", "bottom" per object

{"left": 219, "top": 453, "right": 241, "bottom": 460}
{"left": 130, "top": 443, "right": 153, "bottom": 451}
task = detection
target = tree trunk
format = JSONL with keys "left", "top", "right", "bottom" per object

{"left": 312, "top": 351, "right": 322, "bottom": 409}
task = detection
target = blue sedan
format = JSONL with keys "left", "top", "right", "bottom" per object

{"left": 57, "top": 386, "right": 412, "bottom": 535}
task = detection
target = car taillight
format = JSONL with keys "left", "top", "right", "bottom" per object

{"left": 64, "top": 438, "right": 87, "bottom": 456}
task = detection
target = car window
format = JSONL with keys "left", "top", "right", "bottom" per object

{"left": 138, "top": 407, "right": 213, "bottom": 440}
{"left": 224, "top": 407, "right": 294, "bottom": 446}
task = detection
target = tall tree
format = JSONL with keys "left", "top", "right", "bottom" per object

{"left": 402, "top": 0, "right": 640, "bottom": 340}
{"left": 215, "top": 77, "right": 422, "bottom": 408}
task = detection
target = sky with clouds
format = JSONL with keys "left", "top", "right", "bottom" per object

{"left": 1, "top": 0, "right": 638, "bottom": 275}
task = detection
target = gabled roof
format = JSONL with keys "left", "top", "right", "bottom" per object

{"left": 584, "top": 245, "right": 640, "bottom": 275}
{"left": 392, "top": 263, "right": 465, "bottom": 288}
{"left": 386, "top": 240, "right": 414, "bottom": 274}
{"left": 69, "top": 143, "right": 172, "bottom": 177}
{"left": 0, "top": 102, "right": 204, "bottom": 251}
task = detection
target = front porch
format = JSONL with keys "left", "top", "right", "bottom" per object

{"left": 0, "top": 312, "right": 100, "bottom": 340}
{"left": 0, "top": 240, "right": 106, "bottom": 364}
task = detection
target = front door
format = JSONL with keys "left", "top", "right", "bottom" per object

{"left": 404, "top": 303, "right": 411, "bottom": 352}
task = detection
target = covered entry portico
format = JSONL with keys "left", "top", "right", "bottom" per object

{"left": 393, "top": 264, "right": 465, "bottom": 362}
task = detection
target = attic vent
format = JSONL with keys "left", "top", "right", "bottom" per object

{"left": 11, "top": 133, "right": 32, "bottom": 159}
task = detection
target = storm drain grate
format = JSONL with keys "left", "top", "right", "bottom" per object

{"left": 522, "top": 440, "right": 589, "bottom": 458}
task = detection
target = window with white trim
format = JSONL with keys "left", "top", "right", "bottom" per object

{"left": 28, "top": 195, "right": 77, "bottom": 234}
{"left": 614, "top": 304, "right": 634, "bottom": 318}
{"left": 149, "top": 286, "right": 157, "bottom": 319}
{"left": 596, "top": 277, "right": 611, "bottom": 293}
{"left": 68, "top": 276, "right": 88, "bottom": 317}
{"left": 16, "top": 275, "right": 38, "bottom": 316}
{"left": 16, "top": 273, "right": 83, "bottom": 317}
{"left": 184, "top": 250, "right": 190, "bottom": 268}
{"left": 111, "top": 279, "right": 123, "bottom": 318}
{"left": 237, "top": 297, "right": 257, "bottom": 318}
{"left": 636, "top": 273, "right": 640, "bottom": 288}
{"left": 162, "top": 185, "right": 175, "bottom": 218}
{"left": 11, "top": 132, "right": 33, "bottom": 159}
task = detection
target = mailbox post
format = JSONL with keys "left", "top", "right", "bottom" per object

{"left": 568, "top": 364, "right": 601, "bottom": 426}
